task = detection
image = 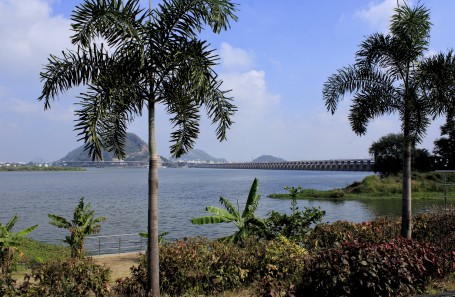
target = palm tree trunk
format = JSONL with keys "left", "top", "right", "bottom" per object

{"left": 401, "top": 129, "right": 412, "bottom": 238}
{"left": 148, "top": 100, "right": 160, "bottom": 297}
{"left": 147, "top": 0, "right": 160, "bottom": 294}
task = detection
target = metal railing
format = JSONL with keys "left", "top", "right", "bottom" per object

{"left": 85, "top": 233, "right": 146, "bottom": 256}
{"left": 436, "top": 170, "right": 455, "bottom": 208}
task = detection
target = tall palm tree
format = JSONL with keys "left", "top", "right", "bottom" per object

{"left": 38, "top": 0, "right": 237, "bottom": 295}
{"left": 322, "top": 2, "right": 455, "bottom": 238}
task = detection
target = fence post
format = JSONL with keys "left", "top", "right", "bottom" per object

{"left": 98, "top": 237, "right": 101, "bottom": 256}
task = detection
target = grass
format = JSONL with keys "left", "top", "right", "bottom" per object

{"left": 424, "top": 273, "right": 455, "bottom": 295}
{"left": 269, "top": 172, "right": 455, "bottom": 200}
{"left": 14, "top": 238, "right": 70, "bottom": 270}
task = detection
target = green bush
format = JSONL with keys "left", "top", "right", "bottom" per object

{"left": 114, "top": 237, "right": 308, "bottom": 296}
{"left": 304, "top": 218, "right": 401, "bottom": 251}
{"left": 299, "top": 238, "right": 454, "bottom": 297}
{"left": 413, "top": 208, "right": 455, "bottom": 252}
{"left": 253, "top": 207, "right": 325, "bottom": 244}
{"left": 18, "top": 257, "right": 111, "bottom": 297}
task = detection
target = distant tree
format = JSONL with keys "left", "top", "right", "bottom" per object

{"left": 49, "top": 198, "right": 106, "bottom": 258}
{"left": 323, "top": 2, "right": 455, "bottom": 238}
{"left": 433, "top": 114, "right": 455, "bottom": 169}
{"left": 38, "top": 1, "right": 237, "bottom": 295}
{"left": 413, "top": 148, "right": 434, "bottom": 172}
{"left": 369, "top": 133, "right": 404, "bottom": 177}
{"left": 369, "top": 133, "right": 434, "bottom": 176}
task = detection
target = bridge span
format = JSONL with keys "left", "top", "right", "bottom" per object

{"left": 192, "top": 159, "right": 374, "bottom": 172}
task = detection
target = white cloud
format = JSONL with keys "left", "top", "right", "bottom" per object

{"left": 220, "top": 42, "right": 254, "bottom": 71}
{"left": 356, "top": 0, "right": 413, "bottom": 32}
{"left": 222, "top": 70, "right": 280, "bottom": 118}
{"left": 0, "top": 0, "right": 72, "bottom": 77}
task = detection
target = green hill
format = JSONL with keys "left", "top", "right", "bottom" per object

{"left": 59, "top": 133, "right": 167, "bottom": 162}
{"left": 252, "top": 155, "right": 287, "bottom": 163}
{"left": 172, "top": 149, "right": 227, "bottom": 163}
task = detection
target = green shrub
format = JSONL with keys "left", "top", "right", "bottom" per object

{"left": 299, "top": 238, "right": 454, "bottom": 297}
{"left": 413, "top": 208, "right": 455, "bottom": 252}
{"left": 254, "top": 207, "right": 325, "bottom": 244}
{"left": 304, "top": 218, "right": 401, "bottom": 251}
{"left": 114, "top": 237, "right": 308, "bottom": 296}
{"left": 18, "top": 257, "right": 111, "bottom": 297}
{"left": 256, "top": 236, "right": 308, "bottom": 297}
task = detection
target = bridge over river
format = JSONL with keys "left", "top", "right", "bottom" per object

{"left": 58, "top": 159, "right": 374, "bottom": 172}
{"left": 192, "top": 159, "right": 374, "bottom": 172}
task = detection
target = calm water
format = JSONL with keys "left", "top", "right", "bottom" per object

{"left": 0, "top": 168, "right": 448, "bottom": 244}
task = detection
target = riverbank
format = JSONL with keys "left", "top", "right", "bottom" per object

{"left": 0, "top": 166, "right": 86, "bottom": 172}
{"left": 269, "top": 172, "right": 455, "bottom": 200}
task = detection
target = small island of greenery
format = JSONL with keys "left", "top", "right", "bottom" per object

{"left": 0, "top": 166, "right": 86, "bottom": 172}
{"left": 269, "top": 172, "right": 455, "bottom": 200}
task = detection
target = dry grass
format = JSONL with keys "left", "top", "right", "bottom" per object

{"left": 422, "top": 273, "right": 455, "bottom": 295}
{"left": 92, "top": 252, "right": 143, "bottom": 285}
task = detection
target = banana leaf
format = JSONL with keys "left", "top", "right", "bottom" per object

{"left": 191, "top": 215, "right": 233, "bottom": 225}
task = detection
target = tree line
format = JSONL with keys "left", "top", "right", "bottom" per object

{"left": 370, "top": 114, "right": 455, "bottom": 176}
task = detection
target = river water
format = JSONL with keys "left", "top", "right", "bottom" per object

{"left": 0, "top": 168, "right": 448, "bottom": 244}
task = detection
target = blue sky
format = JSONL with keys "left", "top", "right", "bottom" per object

{"left": 1, "top": 0, "right": 454, "bottom": 162}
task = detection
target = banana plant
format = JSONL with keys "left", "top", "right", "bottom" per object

{"left": 49, "top": 197, "right": 106, "bottom": 258}
{"left": 0, "top": 215, "right": 37, "bottom": 277}
{"left": 191, "top": 178, "right": 264, "bottom": 243}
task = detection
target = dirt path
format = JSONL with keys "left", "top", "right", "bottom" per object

{"left": 93, "top": 252, "right": 143, "bottom": 284}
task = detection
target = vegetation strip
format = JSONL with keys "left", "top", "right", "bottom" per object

{"left": 269, "top": 172, "right": 455, "bottom": 200}
{"left": 0, "top": 166, "right": 85, "bottom": 172}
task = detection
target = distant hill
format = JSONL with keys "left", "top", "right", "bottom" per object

{"left": 59, "top": 133, "right": 168, "bottom": 163}
{"left": 252, "top": 155, "right": 286, "bottom": 163}
{"left": 172, "top": 149, "right": 227, "bottom": 163}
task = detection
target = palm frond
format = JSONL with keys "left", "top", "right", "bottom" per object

{"left": 166, "top": 89, "right": 201, "bottom": 158}
{"left": 417, "top": 50, "right": 455, "bottom": 116}
{"left": 71, "top": 0, "right": 147, "bottom": 48}
{"left": 390, "top": 2, "right": 431, "bottom": 58}
{"left": 38, "top": 44, "right": 111, "bottom": 109}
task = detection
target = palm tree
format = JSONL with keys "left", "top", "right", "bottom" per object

{"left": 0, "top": 215, "right": 37, "bottom": 277}
{"left": 38, "top": 0, "right": 237, "bottom": 295}
{"left": 322, "top": 2, "right": 455, "bottom": 238}
{"left": 48, "top": 197, "right": 106, "bottom": 258}
{"left": 191, "top": 178, "right": 264, "bottom": 243}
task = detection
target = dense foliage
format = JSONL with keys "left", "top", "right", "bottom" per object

{"left": 18, "top": 258, "right": 111, "bottom": 297}
{"left": 115, "top": 237, "right": 308, "bottom": 296}
{"left": 300, "top": 238, "right": 453, "bottom": 297}
{"left": 369, "top": 133, "right": 435, "bottom": 176}
{"left": 433, "top": 115, "right": 455, "bottom": 169}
